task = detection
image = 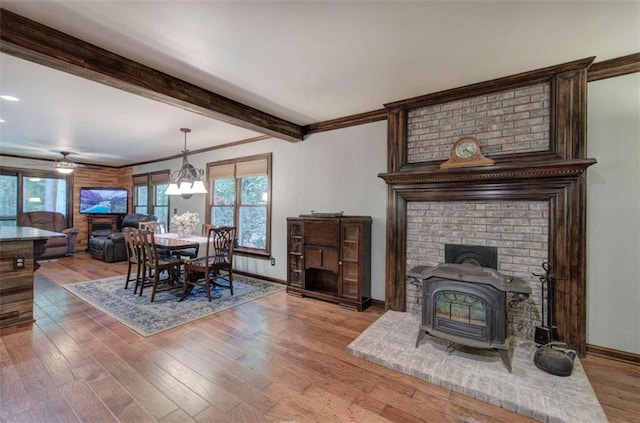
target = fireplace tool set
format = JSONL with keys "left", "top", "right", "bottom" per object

{"left": 533, "top": 261, "right": 560, "bottom": 345}
{"left": 532, "top": 261, "right": 576, "bottom": 377}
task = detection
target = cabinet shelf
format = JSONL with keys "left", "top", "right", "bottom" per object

{"left": 286, "top": 215, "right": 371, "bottom": 311}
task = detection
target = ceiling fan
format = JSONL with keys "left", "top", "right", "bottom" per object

{"left": 16, "top": 149, "right": 108, "bottom": 172}
{"left": 54, "top": 151, "right": 77, "bottom": 174}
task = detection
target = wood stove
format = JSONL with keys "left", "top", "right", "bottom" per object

{"left": 408, "top": 261, "right": 530, "bottom": 372}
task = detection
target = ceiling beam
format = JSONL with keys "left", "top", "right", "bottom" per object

{"left": 0, "top": 8, "right": 305, "bottom": 142}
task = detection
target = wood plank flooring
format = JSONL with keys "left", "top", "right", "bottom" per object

{"left": 0, "top": 254, "right": 638, "bottom": 422}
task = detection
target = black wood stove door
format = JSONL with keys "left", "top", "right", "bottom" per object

{"left": 422, "top": 278, "right": 507, "bottom": 349}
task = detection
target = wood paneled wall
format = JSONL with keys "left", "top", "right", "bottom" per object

{"left": 72, "top": 166, "right": 133, "bottom": 248}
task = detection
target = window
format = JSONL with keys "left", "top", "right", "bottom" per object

{"left": 133, "top": 185, "right": 148, "bottom": 215}
{"left": 133, "top": 171, "right": 170, "bottom": 228}
{"left": 23, "top": 177, "right": 67, "bottom": 213}
{"left": 207, "top": 154, "right": 271, "bottom": 258}
{"left": 0, "top": 173, "right": 18, "bottom": 226}
{"left": 0, "top": 167, "right": 72, "bottom": 227}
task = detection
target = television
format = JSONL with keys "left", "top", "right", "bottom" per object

{"left": 79, "top": 187, "right": 128, "bottom": 215}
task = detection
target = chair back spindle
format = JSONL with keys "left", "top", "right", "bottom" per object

{"left": 139, "top": 221, "right": 166, "bottom": 234}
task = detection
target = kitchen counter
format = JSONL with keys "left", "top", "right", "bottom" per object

{"left": 0, "top": 226, "right": 66, "bottom": 241}
{"left": 0, "top": 226, "right": 65, "bottom": 333}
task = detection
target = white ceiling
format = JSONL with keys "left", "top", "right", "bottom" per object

{"left": 0, "top": 1, "right": 638, "bottom": 167}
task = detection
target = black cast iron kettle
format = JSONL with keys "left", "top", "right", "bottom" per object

{"left": 534, "top": 342, "right": 577, "bottom": 377}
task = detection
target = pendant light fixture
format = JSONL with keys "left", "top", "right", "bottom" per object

{"left": 165, "top": 128, "right": 207, "bottom": 199}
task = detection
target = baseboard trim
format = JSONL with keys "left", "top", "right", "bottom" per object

{"left": 371, "top": 298, "right": 385, "bottom": 308}
{"left": 234, "top": 270, "right": 286, "bottom": 285}
{"left": 233, "top": 270, "right": 385, "bottom": 308}
{"left": 586, "top": 343, "right": 640, "bottom": 365}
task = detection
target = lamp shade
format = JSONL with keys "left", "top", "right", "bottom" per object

{"left": 191, "top": 180, "right": 208, "bottom": 194}
{"left": 178, "top": 181, "right": 193, "bottom": 194}
{"left": 165, "top": 183, "right": 180, "bottom": 195}
{"left": 56, "top": 167, "right": 74, "bottom": 174}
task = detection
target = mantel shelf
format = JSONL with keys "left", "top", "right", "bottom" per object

{"left": 378, "top": 158, "right": 597, "bottom": 186}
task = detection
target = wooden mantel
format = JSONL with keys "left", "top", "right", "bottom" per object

{"left": 379, "top": 159, "right": 596, "bottom": 186}
{"left": 380, "top": 57, "right": 595, "bottom": 356}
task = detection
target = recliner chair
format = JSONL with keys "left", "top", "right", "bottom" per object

{"left": 17, "top": 211, "right": 79, "bottom": 259}
{"left": 88, "top": 213, "right": 157, "bottom": 262}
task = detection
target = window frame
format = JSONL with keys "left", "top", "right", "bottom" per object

{"left": 206, "top": 153, "right": 272, "bottom": 259}
{"left": 0, "top": 166, "right": 74, "bottom": 226}
{"left": 132, "top": 170, "right": 170, "bottom": 229}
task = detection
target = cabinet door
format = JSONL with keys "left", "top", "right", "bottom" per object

{"left": 305, "top": 246, "right": 339, "bottom": 273}
{"left": 338, "top": 222, "right": 362, "bottom": 299}
{"left": 287, "top": 220, "right": 304, "bottom": 288}
{"left": 304, "top": 220, "right": 339, "bottom": 246}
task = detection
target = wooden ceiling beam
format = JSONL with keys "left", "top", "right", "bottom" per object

{"left": 0, "top": 8, "right": 305, "bottom": 142}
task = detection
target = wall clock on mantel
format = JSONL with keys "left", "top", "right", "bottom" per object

{"left": 440, "top": 136, "right": 495, "bottom": 169}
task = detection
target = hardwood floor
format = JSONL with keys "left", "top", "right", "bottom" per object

{"left": 1, "top": 254, "right": 638, "bottom": 422}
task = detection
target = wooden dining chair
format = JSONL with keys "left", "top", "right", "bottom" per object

{"left": 140, "top": 220, "right": 176, "bottom": 259}
{"left": 170, "top": 223, "right": 214, "bottom": 260}
{"left": 139, "top": 221, "right": 166, "bottom": 234}
{"left": 139, "top": 229, "right": 182, "bottom": 302}
{"left": 122, "top": 227, "right": 144, "bottom": 291}
{"left": 182, "top": 226, "right": 236, "bottom": 302}
{"left": 169, "top": 223, "right": 204, "bottom": 261}
{"left": 201, "top": 223, "right": 215, "bottom": 236}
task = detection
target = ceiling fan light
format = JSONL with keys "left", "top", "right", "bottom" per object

{"left": 56, "top": 166, "right": 74, "bottom": 174}
{"left": 54, "top": 151, "right": 76, "bottom": 174}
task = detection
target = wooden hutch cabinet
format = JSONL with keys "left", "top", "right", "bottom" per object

{"left": 286, "top": 214, "right": 372, "bottom": 311}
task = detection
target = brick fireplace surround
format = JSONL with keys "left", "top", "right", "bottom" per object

{"left": 406, "top": 200, "right": 548, "bottom": 340}
{"left": 379, "top": 57, "right": 596, "bottom": 356}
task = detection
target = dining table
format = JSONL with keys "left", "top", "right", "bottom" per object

{"left": 154, "top": 233, "right": 208, "bottom": 258}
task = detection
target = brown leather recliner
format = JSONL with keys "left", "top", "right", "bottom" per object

{"left": 88, "top": 213, "right": 157, "bottom": 262}
{"left": 17, "top": 211, "right": 80, "bottom": 259}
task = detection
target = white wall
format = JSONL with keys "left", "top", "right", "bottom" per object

{"left": 586, "top": 72, "right": 640, "bottom": 354}
{"left": 135, "top": 121, "right": 389, "bottom": 300}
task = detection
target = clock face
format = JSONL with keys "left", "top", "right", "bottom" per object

{"left": 455, "top": 139, "right": 478, "bottom": 159}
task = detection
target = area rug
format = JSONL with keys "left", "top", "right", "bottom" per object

{"left": 63, "top": 275, "right": 284, "bottom": 337}
{"left": 346, "top": 311, "right": 607, "bottom": 423}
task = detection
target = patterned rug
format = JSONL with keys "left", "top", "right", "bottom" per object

{"left": 63, "top": 275, "right": 284, "bottom": 337}
{"left": 347, "top": 311, "right": 607, "bottom": 423}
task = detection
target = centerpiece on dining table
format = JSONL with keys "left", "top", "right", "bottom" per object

{"left": 171, "top": 211, "right": 199, "bottom": 238}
